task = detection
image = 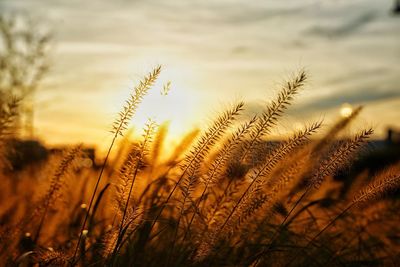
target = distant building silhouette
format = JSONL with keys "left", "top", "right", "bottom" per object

{"left": 6, "top": 139, "right": 97, "bottom": 171}
{"left": 7, "top": 139, "right": 48, "bottom": 170}
{"left": 393, "top": 0, "right": 400, "bottom": 14}
{"left": 386, "top": 127, "right": 400, "bottom": 144}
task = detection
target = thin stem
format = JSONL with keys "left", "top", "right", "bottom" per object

{"left": 252, "top": 187, "right": 311, "bottom": 266}
{"left": 112, "top": 162, "right": 140, "bottom": 260}
{"left": 33, "top": 202, "right": 49, "bottom": 243}
{"left": 71, "top": 137, "right": 116, "bottom": 265}
{"left": 284, "top": 204, "right": 354, "bottom": 267}
{"left": 181, "top": 183, "right": 209, "bottom": 242}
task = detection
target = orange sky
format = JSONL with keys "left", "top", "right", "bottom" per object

{"left": 1, "top": 0, "right": 399, "bottom": 153}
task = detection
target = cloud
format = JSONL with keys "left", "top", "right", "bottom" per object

{"left": 306, "top": 11, "right": 376, "bottom": 38}
{"left": 1, "top": 0, "right": 399, "bottom": 144}
{"left": 57, "top": 42, "right": 133, "bottom": 54}
{"left": 244, "top": 83, "right": 400, "bottom": 117}
{"left": 291, "top": 87, "right": 400, "bottom": 115}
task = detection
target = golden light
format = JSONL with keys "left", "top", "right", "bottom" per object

{"left": 340, "top": 103, "right": 353, "bottom": 118}
{"left": 127, "top": 69, "right": 201, "bottom": 149}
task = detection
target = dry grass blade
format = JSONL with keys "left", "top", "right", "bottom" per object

{"left": 353, "top": 169, "right": 400, "bottom": 205}
{"left": 72, "top": 66, "right": 161, "bottom": 264}
{"left": 220, "top": 121, "right": 322, "bottom": 235}
{"left": 203, "top": 116, "right": 257, "bottom": 187}
{"left": 240, "top": 70, "right": 307, "bottom": 163}
{"left": 181, "top": 101, "right": 245, "bottom": 177}
{"left": 33, "top": 145, "right": 82, "bottom": 242}
{"left": 310, "top": 128, "right": 373, "bottom": 189}
{"left": 284, "top": 164, "right": 399, "bottom": 267}
{"left": 167, "top": 102, "right": 245, "bottom": 262}
{"left": 110, "top": 119, "right": 157, "bottom": 261}
{"left": 149, "top": 101, "right": 245, "bottom": 234}
{"left": 182, "top": 116, "right": 258, "bottom": 241}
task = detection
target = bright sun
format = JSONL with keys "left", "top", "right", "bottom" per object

{"left": 130, "top": 76, "right": 200, "bottom": 144}
{"left": 340, "top": 103, "right": 353, "bottom": 118}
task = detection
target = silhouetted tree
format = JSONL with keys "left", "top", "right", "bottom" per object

{"left": 0, "top": 14, "right": 51, "bottom": 138}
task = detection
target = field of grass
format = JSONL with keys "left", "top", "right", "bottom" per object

{"left": 0, "top": 65, "right": 399, "bottom": 267}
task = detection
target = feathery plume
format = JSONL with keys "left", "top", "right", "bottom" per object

{"left": 149, "top": 102, "right": 244, "bottom": 235}
{"left": 202, "top": 116, "right": 257, "bottom": 187}
{"left": 353, "top": 169, "right": 400, "bottom": 205}
{"left": 112, "top": 66, "right": 161, "bottom": 137}
{"left": 240, "top": 70, "right": 307, "bottom": 163}
{"left": 178, "top": 102, "right": 245, "bottom": 210}
{"left": 219, "top": 121, "right": 321, "bottom": 235}
{"left": 161, "top": 81, "right": 171, "bottom": 96}
{"left": 73, "top": 66, "right": 161, "bottom": 263}
{"left": 116, "top": 119, "right": 157, "bottom": 239}
{"left": 166, "top": 102, "right": 245, "bottom": 262}
{"left": 182, "top": 117, "right": 257, "bottom": 240}
{"left": 33, "top": 145, "right": 82, "bottom": 242}
{"left": 310, "top": 128, "right": 373, "bottom": 189}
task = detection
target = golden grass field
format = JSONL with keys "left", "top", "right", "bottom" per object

{"left": 0, "top": 63, "right": 399, "bottom": 267}
{"left": 0, "top": 10, "right": 400, "bottom": 266}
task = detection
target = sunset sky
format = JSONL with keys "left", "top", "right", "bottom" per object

{"left": 1, "top": 0, "right": 399, "bottom": 151}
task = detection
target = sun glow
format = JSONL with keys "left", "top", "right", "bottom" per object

{"left": 128, "top": 74, "right": 200, "bottom": 145}
{"left": 340, "top": 103, "right": 353, "bottom": 118}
